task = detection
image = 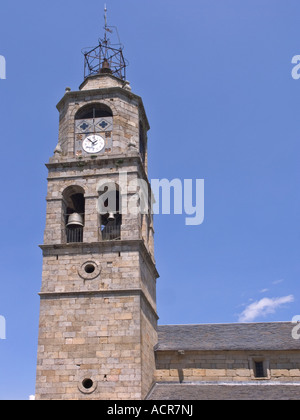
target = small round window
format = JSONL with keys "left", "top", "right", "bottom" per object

{"left": 78, "top": 261, "right": 101, "bottom": 280}
{"left": 82, "top": 378, "right": 94, "bottom": 390}
{"left": 85, "top": 264, "right": 96, "bottom": 274}
{"left": 78, "top": 376, "right": 97, "bottom": 394}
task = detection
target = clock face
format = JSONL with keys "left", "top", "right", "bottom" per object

{"left": 82, "top": 135, "right": 105, "bottom": 154}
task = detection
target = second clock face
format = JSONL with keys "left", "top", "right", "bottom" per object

{"left": 82, "top": 135, "right": 105, "bottom": 154}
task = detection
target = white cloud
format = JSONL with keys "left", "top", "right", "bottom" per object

{"left": 29, "top": 395, "right": 35, "bottom": 401}
{"left": 238, "top": 295, "right": 294, "bottom": 323}
{"left": 260, "top": 288, "right": 269, "bottom": 294}
{"left": 273, "top": 279, "right": 284, "bottom": 285}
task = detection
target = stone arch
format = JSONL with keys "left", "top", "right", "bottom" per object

{"left": 62, "top": 185, "right": 86, "bottom": 213}
{"left": 97, "top": 180, "right": 122, "bottom": 241}
{"left": 75, "top": 102, "right": 113, "bottom": 120}
{"left": 62, "top": 185, "right": 86, "bottom": 243}
{"left": 70, "top": 100, "right": 118, "bottom": 120}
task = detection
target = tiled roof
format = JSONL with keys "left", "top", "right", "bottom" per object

{"left": 156, "top": 322, "right": 300, "bottom": 351}
{"left": 147, "top": 382, "right": 300, "bottom": 400}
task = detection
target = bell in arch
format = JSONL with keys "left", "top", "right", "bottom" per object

{"left": 107, "top": 212, "right": 115, "bottom": 222}
{"left": 67, "top": 213, "right": 84, "bottom": 228}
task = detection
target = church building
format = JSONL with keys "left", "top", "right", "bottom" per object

{"left": 35, "top": 16, "right": 300, "bottom": 400}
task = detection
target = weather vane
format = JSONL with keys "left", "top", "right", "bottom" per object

{"left": 104, "top": 3, "right": 107, "bottom": 27}
{"left": 82, "top": 4, "right": 128, "bottom": 81}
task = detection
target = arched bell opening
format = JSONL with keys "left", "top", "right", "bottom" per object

{"left": 75, "top": 103, "right": 113, "bottom": 120}
{"left": 98, "top": 183, "right": 122, "bottom": 241}
{"left": 62, "top": 186, "right": 85, "bottom": 243}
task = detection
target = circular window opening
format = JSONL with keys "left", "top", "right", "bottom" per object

{"left": 82, "top": 378, "right": 94, "bottom": 390}
{"left": 84, "top": 264, "right": 95, "bottom": 274}
{"left": 78, "top": 262, "right": 101, "bottom": 280}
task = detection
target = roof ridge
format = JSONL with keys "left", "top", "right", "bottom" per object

{"left": 158, "top": 321, "right": 293, "bottom": 327}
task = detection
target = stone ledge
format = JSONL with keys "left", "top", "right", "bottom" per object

{"left": 47, "top": 152, "right": 140, "bottom": 169}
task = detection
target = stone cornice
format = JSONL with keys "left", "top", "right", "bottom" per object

{"left": 47, "top": 152, "right": 141, "bottom": 170}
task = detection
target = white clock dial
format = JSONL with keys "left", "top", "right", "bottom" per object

{"left": 82, "top": 135, "right": 105, "bottom": 154}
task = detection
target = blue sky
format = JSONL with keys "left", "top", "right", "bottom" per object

{"left": 0, "top": 0, "right": 299, "bottom": 400}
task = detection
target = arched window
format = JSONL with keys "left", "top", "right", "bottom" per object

{"left": 98, "top": 182, "right": 122, "bottom": 241}
{"left": 75, "top": 103, "right": 113, "bottom": 120}
{"left": 62, "top": 186, "right": 85, "bottom": 243}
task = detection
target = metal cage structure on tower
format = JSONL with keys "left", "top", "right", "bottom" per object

{"left": 83, "top": 42, "right": 127, "bottom": 81}
{"left": 82, "top": 6, "right": 128, "bottom": 82}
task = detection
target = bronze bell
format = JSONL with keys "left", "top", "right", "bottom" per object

{"left": 100, "top": 58, "right": 112, "bottom": 74}
{"left": 66, "top": 213, "right": 84, "bottom": 228}
{"left": 108, "top": 212, "right": 115, "bottom": 222}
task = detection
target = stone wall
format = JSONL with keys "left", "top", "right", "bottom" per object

{"left": 155, "top": 350, "right": 300, "bottom": 382}
{"left": 36, "top": 293, "right": 143, "bottom": 400}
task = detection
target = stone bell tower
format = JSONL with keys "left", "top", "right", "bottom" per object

{"left": 35, "top": 16, "right": 159, "bottom": 400}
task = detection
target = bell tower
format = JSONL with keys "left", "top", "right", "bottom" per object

{"left": 36, "top": 13, "right": 159, "bottom": 400}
